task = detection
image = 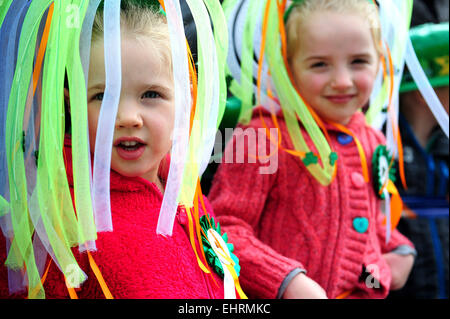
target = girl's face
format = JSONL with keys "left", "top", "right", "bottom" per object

{"left": 289, "top": 11, "right": 379, "bottom": 125}
{"left": 87, "top": 34, "right": 174, "bottom": 186}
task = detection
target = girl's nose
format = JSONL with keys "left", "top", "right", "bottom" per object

{"left": 331, "top": 67, "right": 353, "bottom": 90}
{"left": 115, "top": 102, "right": 143, "bottom": 129}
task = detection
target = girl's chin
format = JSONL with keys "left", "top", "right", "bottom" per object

{"left": 317, "top": 113, "right": 352, "bottom": 125}
{"left": 111, "top": 167, "right": 158, "bottom": 181}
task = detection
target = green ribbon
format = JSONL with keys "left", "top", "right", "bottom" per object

{"left": 0, "top": 0, "right": 13, "bottom": 29}
{"left": 264, "top": 0, "right": 335, "bottom": 186}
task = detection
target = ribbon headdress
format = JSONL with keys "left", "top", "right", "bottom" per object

{"left": 0, "top": 0, "right": 245, "bottom": 299}
{"left": 224, "top": 0, "right": 340, "bottom": 186}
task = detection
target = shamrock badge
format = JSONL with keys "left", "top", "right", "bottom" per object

{"left": 372, "top": 145, "right": 396, "bottom": 199}
{"left": 200, "top": 215, "right": 241, "bottom": 278}
{"left": 303, "top": 152, "right": 318, "bottom": 166}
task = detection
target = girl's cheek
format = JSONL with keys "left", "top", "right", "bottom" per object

{"left": 305, "top": 72, "right": 327, "bottom": 92}
{"left": 356, "top": 73, "right": 375, "bottom": 93}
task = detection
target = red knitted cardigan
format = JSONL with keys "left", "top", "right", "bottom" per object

{"left": 0, "top": 138, "right": 224, "bottom": 299}
{"left": 208, "top": 109, "right": 414, "bottom": 299}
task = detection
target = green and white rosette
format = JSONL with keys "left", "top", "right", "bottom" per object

{"left": 200, "top": 215, "right": 242, "bottom": 299}
{"left": 372, "top": 145, "right": 402, "bottom": 243}
{"left": 372, "top": 145, "right": 396, "bottom": 200}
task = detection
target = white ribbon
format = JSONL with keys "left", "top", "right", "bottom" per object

{"left": 157, "top": 0, "right": 192, "bottom": 236}
{"left": 383, "top": 188, "right": 391, "bottom": 244}
{"left": 92, "top": 0, "right": 122, "bottom": 232}
{"left": 404, "top": 38, "right": 449, "bottom": 138}
{"left": 207, "top": 229, "right": 236, "bottom": 299}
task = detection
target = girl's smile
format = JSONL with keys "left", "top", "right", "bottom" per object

{"left": 289, "top": 11, "right": 379, "bottom": 125}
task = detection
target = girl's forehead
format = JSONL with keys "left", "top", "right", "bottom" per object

{"left": 90, "top": 34, "right": 168, "bottom": 63}
{"left": 299, "top": 10, "right": 371, "bottom": 33}
{"left": 296, "top": 11, "right": 376, "bottom": 53}
{"left": 88, "top": 36, "right": 172, "bottom": 85}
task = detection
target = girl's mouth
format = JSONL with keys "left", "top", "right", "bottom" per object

{"left": 114, "top": 137, "right": 146, "bottom": 160}
{"left": 325, "top": 94, "right": 356, "bottom": 104}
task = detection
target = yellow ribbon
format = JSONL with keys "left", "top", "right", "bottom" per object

{"left": 225, "top": 263, "right": 248, "bottom": 299}
{"left": 185, "top": 207, "right": 211, "bottom": 274}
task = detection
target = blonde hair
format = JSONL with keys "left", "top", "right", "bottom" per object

{"left": 286, "top": 0, "right": 383, "bottom": 60}
{"left": 91, "top": 4, "right": 172, "bottom": 75}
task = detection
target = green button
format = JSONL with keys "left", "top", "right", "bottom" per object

{"left": 353, "top": 217, "right": 369, "bottom": 234}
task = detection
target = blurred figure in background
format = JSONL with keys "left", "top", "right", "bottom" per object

{"left": 410, "top": 0, "right": 448, "bottom": 26}
{"left": 389, "top": 22, "right": 449, "bottom": 299}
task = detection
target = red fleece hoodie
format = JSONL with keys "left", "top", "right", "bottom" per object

{"left": 0, "top": 138, "right": 224, "bottom": 299}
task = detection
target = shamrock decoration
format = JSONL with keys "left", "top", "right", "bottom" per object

{"left": 303, "top": 152, "right": 318, "bottom": 166}
{"left": 329, "top": 152, "right": 338, "bottom": 166}
{"left": 200, "top": 215, "right": 241, "bottom": 278}
{"left": 372, "top": 145, "right": 396, "bottom": 199}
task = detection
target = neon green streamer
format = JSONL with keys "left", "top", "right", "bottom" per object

{"left": 264, "top": 0, "right": 335, "bottom": 186}
{"left": 203, "top": 0, "right": 228, "bottom": 128}
{"left": 0, "top": 196, "right": 8, "bottom": 218}
{"left": 222, "top": 0, "right": 242, "bottom": 105}
{"left": 5, "top": 0, "right": 54, "bottom": 299}
{"left": 35, "top": 0, "right": 86, "bottom": 289}
{"left": 367, "top": 80, "right": 389, "bottom": 122}
{"left": 0, "top": 0, "right": 13, "bottom": 29}
{"left": 238, "top": 0, "right": 261, "bottom": 125}
{"left": 179, "top": 0, "right": 223, "bottom": 206}
{"left": 65, "top": 0, "right": 97, "bottom": 248}
{"left": 222, "top": 0, "right": 239, "bottom": 15}
{"left": 179, "top": 0, "right": 210, "bottom": 206}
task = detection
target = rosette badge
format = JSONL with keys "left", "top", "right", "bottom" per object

{"left": 372, "top": 145, "right": 396, "bottom": 199}
{"left": 200, "top": 215, "right": 241, "bottom": 278}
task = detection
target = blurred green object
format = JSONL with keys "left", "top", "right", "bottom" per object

{"left": 219, "top": 96, "right": 242, "bottom": 131}
{"left": 202, "top": 96, "right": 241, "bottom": 195}
{"left": 400, "top": 22, "right": 449, "bottom": 93}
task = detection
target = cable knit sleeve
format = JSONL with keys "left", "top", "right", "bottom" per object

{"left": 208, "top": 120, "right": 304, "bottom": 299}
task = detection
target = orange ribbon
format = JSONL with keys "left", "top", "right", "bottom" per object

{"left": 385, "top": 44, "right": 407, "bottom": 190}
{"left": 382, "top": 180, "right": 403, "bottom": 231}
{"left": 328, "top": 122, "right": 370, "bottom": 183}
{"left": 87, "top": 251, "right": 113, "bottom": 299}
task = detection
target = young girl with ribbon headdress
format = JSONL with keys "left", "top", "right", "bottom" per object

{"left": 208, "top": 0, "right": 417, "bottom": 299}
{"left": 0, "top": 0, "right": 245, "bottom": 299}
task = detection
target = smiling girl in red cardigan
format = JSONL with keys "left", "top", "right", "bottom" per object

{"left": 208, "top": 0, "right": 416, "bottom": 299}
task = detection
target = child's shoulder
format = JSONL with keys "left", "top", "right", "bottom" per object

{"left": 349, "top": 111, "right": 387, "bottom": 145}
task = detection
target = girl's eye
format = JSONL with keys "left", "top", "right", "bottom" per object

{"left": 142, "top": 91, "right": 161, "bottom": 99}
{"left": 93, "top": 92, "right": 104, "bottom": 101}
{"left": 352, "top": 58, "right": 368, "bottom": 65}
{"left": 311, "top": 62, "right": 326, "bottom": 68}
